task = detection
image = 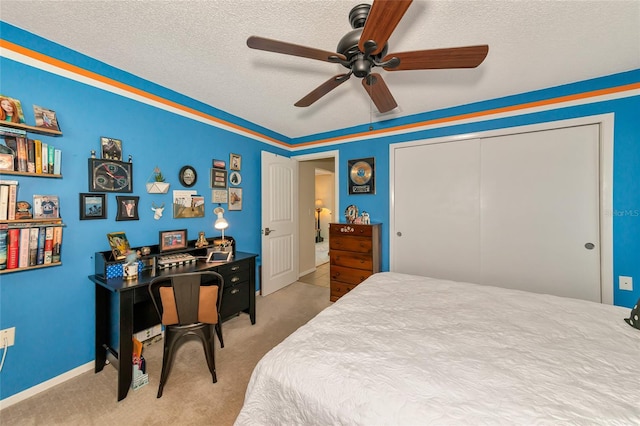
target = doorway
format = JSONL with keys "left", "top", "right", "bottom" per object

{"left": 294, "top": 150, "right": 339, "bottom": 288}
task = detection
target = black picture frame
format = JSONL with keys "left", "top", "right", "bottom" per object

{"left": 210, "top": 168, "right": 228, "bottom": 189}
{"left": 79, "top": 193, "right": 106, "bottom": 220}
{"left": 159, "top": 229, "right": 188, "bottom": 252}
{"left": 348, "top": 157, "right": 375, "bottom": 195}
{"left": 116, "top": 195, "right": 139, "bottom": 221}
{"left": 212, "top": 159, "right": 226, "bottom": 169}
{"left": 179, "top": 165, "right": 197, "bottom": 187}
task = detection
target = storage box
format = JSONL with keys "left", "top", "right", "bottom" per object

{"left": 132, "top": 364, "right": 149, "bottom": 390}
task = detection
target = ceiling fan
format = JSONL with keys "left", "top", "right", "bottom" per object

{"left": 247, "top": 0, "right": 489, "bottom": 113}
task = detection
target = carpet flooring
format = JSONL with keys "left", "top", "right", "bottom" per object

{"left": 1, "top": 281, "right": 331, "bottom": 426}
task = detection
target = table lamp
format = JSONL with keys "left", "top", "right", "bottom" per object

{"left": 214, "top": 207, "right": 229, "bottom": 244}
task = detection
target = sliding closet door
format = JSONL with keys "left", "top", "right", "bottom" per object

{"left": 393, "top": 139, "right": 481, "bottom": 283}
{"left": 480, "top": 125, "right": 601, "bottom": 302}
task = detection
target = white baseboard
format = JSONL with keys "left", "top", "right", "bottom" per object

{"left": 298, "top": 267, "right": 316, "bottom": 277}
{"left": 0, "top": 361, "right": 94, "bottom": 410}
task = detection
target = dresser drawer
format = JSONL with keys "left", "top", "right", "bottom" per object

{"left": 220, "top": 280, "right": 250, "bottom": 320}
{"left": 330, "top": 223, "right": 373, "bottom": 237}
{"left": 330, "top": 235, "right": 372, "bottom": 253}
{"left": 330, "top": 264, "right": 373, "bottom": 285}
{"left": 330, "top": 281, "right": 357, "bottom": 302}
{"left": 330, "top": 249, "right": 373, "bottom": 270}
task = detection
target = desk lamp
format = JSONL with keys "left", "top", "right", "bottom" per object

{"left": 213, "top": 206, "right": 229, "bottom": 245}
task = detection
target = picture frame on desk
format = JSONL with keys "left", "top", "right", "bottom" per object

{"left": 159, "top": 229, "right": 188, "bottom": 252}
{"left": 116, "top": 196, "right": 139, "bottom": 221}
{"left": 107, "top": 231, "right": 130, "bottom": 260}
{"left": 79, "top": 193, "right": 106, "bottom": 220}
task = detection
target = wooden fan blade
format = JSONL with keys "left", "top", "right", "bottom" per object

{"left": 383, "top": 45, "right": 489, "bottom": 71}
{"left": 362, "top": 73, "right": 398, "bottom": 113}
{"left": 247, "top": 36, "right": 346, "bottom": 63}
{"left": 358, "top": 0, "right": 413, "bottom": 56}
{"left": 295, "top": 74, "right": 351, "bottom": 107}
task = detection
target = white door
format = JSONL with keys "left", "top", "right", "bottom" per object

{"left": 392, "top": 124, "right": 602, "bottom": 302}
{"left": 479, "top": 125, "right": 600, "bottom": 301}
{"left": 261, "top": 151, "right": 298, "bottom": 296}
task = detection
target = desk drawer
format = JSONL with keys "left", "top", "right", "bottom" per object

{"left": 220, "top": 280, "right": 250, "bottom": 320}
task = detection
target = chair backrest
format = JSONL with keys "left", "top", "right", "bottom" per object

{"left": 148, "top": 271, "right": 224, "bottom": 326}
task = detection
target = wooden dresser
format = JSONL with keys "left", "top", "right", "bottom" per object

{"left": 329, "top": 223, "right": 381, "bottom": 302}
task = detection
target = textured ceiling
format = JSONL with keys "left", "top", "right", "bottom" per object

{"left": 2, "top": 0, "right": 639, "bottom": 139}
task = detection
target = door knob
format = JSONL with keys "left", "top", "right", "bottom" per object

{"left": 584, "top": 242, "right": 595, "bottom": 250}
{"left": 264, "top": 227, "right": 276, "bottom": 236}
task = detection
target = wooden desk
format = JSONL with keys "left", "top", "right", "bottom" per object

{"left": 88, "top": 252, "right": 257, "bottom": 401}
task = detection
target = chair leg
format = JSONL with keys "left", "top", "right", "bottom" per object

{"left": 199, "top": 327, "right": 217, "bottom": 383}
{"left": 215, "top": 317, "right": 224, "bottom": 348}
{"left": 157, "top": 331, "right": 179, "bottom": 398}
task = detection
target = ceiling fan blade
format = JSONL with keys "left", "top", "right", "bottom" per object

{"left": 362, "top": 73, "right": 398, "bottom": 113}
{"left": 247, "top": 36, "right": 346, "bottom": 63}
{"left": 358, "top": 0, "right": 413, "bottom": 56}
{"left": 383, "top": 45, "right": 489, "bottom": 71}
{"left": 295, "top": 74, "right": 351, "bottom": 107}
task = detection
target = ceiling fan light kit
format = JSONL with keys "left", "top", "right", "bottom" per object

{"left": 247, "top": 0, "right": 489, "bottom": 114}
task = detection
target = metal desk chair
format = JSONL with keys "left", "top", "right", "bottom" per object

{"left": 148, "top": 271, "right": 224, "bottom": 398}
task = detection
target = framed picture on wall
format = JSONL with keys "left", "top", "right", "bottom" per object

{"left": 348, "top": 157, "right": 375, "bottom": 195}
{"left": 230, "top": 153, "right": 241, "bottom": 171}
{"left": 100, "top": 137, "right": 123, "bottom": 161}
{"left": 116, "top": 195, "right": 139, "bottom": 221}
{"left": 229, "top": 187, "right": 242, "bottom": 211}
{"left": 79, "top": 193, "right": 106, "bottom": 220}
{"left": 211, "top": 168, "right": 228, "bottom": 189}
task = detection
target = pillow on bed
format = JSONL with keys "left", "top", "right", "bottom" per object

{"left": 624, "top": 298, "right": 640, "bottom": 330}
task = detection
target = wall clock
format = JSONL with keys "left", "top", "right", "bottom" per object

{"left": 88, "top": 158, "right": 133, "bottom": 193}
{"left": 179, "top": 165, "right": 197, "bottom": 187}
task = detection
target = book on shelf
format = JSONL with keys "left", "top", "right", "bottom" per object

{"left": 0, "top": 224, "right": 7, "bottom": 270}
{"left": 28, "top": 227, "right": 39, "bottom": 266}
{"left": 54, "top": 149, "right": 61, "bottom": 175}
{"left": 5, "top": 137, "right": 18, "bottom": 170}
{"left": 47, "top": 145, "right": 54, "bottom": 174}
{"left": 34, "top": 139, "right": 42, "bottom": 173}
{"left": 0, "top": 184, "right": 8, "bottom": 220}
{"left": 18, "top": 228, "right": 29, "bottom": 268}
{"left": 7, "top": 181, "right": 17, "bottom": 221}
{"left": 6, "top": 228, "right": 19, "bottom": 269}
{"left": 43, "top": 226, "right": 54, "bottom": 264}
{"left": 52, "top": 226, "right": 62, "bottom": 263}
{"left": 41, "top": 142, "right": 48, "bottom": 174}
{"left": 0, "top": 125, "right": 27, "bottom": 138}
{"left": 16, "top": 137, "right": 28, "bottom": 172}
{"left": 27, "top": 138, "right": 36, "bottom": 173}
{"left": 36, "top": 227, "right": 45, "bottom": 265}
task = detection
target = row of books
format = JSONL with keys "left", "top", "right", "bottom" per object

{"left": 0, "top": 180, "right": 18, "bottom": 221}
{"left": 2, "top": 136, "right": 61, "bottom": 175}
{"left": 0, "top": 224, "right": 63, "bottom": 270}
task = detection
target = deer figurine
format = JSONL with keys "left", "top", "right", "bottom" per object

{"left": 151, "top": 202, "right": 165, "bottom": 220}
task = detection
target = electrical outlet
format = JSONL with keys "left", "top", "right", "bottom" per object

{"left": 619, "top": 276, "right": 633, "bottom": 291}
{"left": 0, "top": 327, "right": 15, "bottom": 347}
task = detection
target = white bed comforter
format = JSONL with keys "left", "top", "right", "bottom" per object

{"left": 235, "top": 272, "right": 640, "bottom": 425}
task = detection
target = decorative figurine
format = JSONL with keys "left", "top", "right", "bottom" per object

{"left": 361, "top": 211, "right": 370, "bottom": 224}
{"left": 195, "top": 231, "right": 209, "bottom": 248}
{"left": 151, "top": 202, "right": 165, "bottom": 220}
{"left": 15, "top": 200, "right": 33, "bottom": 219}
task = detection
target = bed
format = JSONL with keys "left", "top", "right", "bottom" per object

{"left": 235, "top": 272, "right": 640, "bottom": 425}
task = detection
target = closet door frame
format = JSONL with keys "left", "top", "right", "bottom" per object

{"left": 389, "top": 113, "right": 614, "bottom": 304}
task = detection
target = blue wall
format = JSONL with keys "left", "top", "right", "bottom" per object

{"left": 1, "top": 22, "right": 639, "bottom": 400}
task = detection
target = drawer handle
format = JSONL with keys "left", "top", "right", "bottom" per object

{"left": 231, "top": 277, "right": 240, "bottom": 283}
{"left": 230, "top": 288, "right": 240, "bottom": 295}
{"left": 231, "top": 266, "right": 240, "bottom": 271}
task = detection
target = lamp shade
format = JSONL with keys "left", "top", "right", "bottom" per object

{"left": 213, "top": 207, "right": 229, "bottom": 230}
{"left": 315, "top": 199, "right": 324, "bottom": 210}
